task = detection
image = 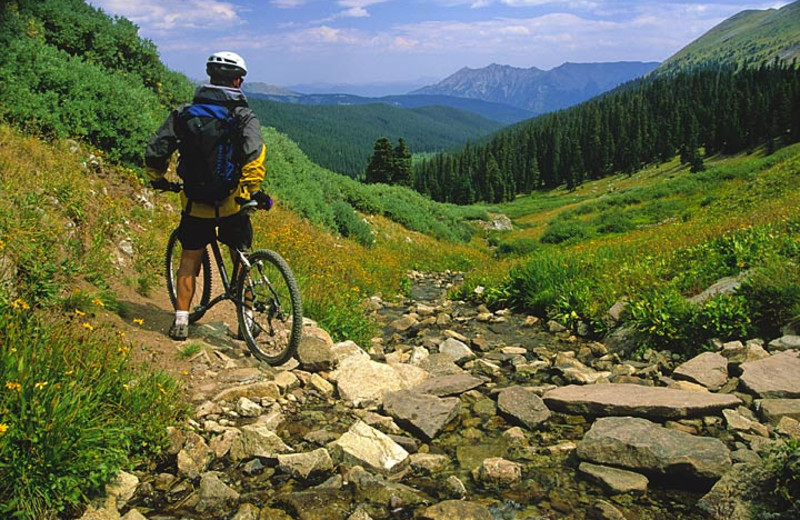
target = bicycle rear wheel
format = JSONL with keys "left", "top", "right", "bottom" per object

{"left": 236, "top": 249, "right": 302, "bottom": 365}
{"left": 165, "top": 228, "right": 212, "bottom": 323}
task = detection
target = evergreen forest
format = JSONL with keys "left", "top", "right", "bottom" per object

{"left": 415, "top": 65, "right": 800, "bottom": 204}
{"left": 248, "top": 98, "right": 503, "bottom": 179}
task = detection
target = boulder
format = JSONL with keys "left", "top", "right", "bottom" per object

{"left": 277, "top": 448, "right": 334, "bottom": 479}
{"left": 347, "top": 465, "right": 430, "bottom": 509}
{"left": 187, "top": 472, "right": 240, "bottom": 515}
{"left": 275, "top": 488, "right": 352, "bottom": 520}
{"left": 757, "top": 398, "right": 800, "bottom": 423}
{"left": 229, "top": 423, "right": 292, "bottom": 461}
{"left": 329, "top": 421, "right": 408, "bottom": 474}
{"left": 332, "top": 357, "right": 408, "bottom": 408}
{"left": 672, "top": 352, "right": 728, "bottom": 391}
{"left": 438, "top": 337, "right": 475, "bottom": 364}
{"left": 297, "top": 329, "right": 336, "bottom": 371}
{"left": 544, "top": 383, "right": 741, "bottom": 419}
{"left": 554, "top": 352, "right": 611, "bottom": 384}
{"left": 697, "top": 463, "right": 773, "bottom": 520}
{"left": 767, "top": 335, "right": 800, "bottom": 352}
{"left": 382, "top": 389, "right": 461, "bottom": 441}
{"left": 213, "top": 381, "right": 280, "bottom": 403}
{"left": 412, "top": 374, "right": 484, "bottom": 397}
{"left": 577, "top": 416, "right": 731, "bottom": 482}
{"left": 496, "top": 386, "right": 551, "bottom": 430}
{"left": 740, "top": 350, "right": 800, "bottom": 398}
{"left": 177, "top": 432, "right": 213, "bottom": 478}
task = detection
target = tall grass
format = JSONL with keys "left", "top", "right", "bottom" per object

{"left": 460, "top": 144, "right": 800, "bottom": 356}
{"left": 0, "top": 306, "right": 184, "bottom": 520}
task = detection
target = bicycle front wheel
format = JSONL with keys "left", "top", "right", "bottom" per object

{"left": 237, "top": 249, "right": 302, "bottom": 365}
{"left": 165, "top": 228, "right": 212, "bottom": 323}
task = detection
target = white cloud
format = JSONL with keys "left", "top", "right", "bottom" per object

{"left": 271, "top": 0, "right": 307, "bottom": 7}
{"left": 90, "top": 0, "right": 243, "bottom": 32}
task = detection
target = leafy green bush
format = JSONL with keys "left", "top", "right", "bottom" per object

{"left": 628, "top": 288, "right": 696, "bottom": 354}
{"left": 764, "top": 439, "right": 800, "bottom": 513}
{"left": 0, "top": 306, "right": 184, "bottom": 520}
{"left": 739, "top": 259, "right": 800, "bottom": 338}
{"left": 693, "top": 294, "right": 753, "bottom": 342}
{"left": 496, "top": 237, "right": 539, "bottom": 258}
{"left": 540, "top": 220, "right": 591, "bottom": 244}
{"left": 332, "top": 200, "right": 374, "bottom": 246}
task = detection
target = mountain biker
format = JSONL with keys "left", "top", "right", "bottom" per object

{"left": 145, "top": 51, "right": 271, "bottom": 341}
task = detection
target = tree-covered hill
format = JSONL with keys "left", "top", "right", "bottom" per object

{"left": 415, "top": 65, "right": 800, "bottom": 204}
{"left": 654, "top": 0, "right": 800, "bottom": 76}
{"left": 244, "top": 90, "right": 535, "bottom": 124}
{"left": 248, "top": 97, "right": 505, "bottom": 179}
{"left": 0, "top": 0, "right": 194, "bottom": 164}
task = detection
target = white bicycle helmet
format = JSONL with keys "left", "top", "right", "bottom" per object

{"left": 206, "top": 51, "right": 248, "bottom": 79}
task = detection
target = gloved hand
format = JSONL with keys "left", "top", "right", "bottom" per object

{"left": 252, "top": 191, "right": 274, "bottom": 210}
{"left": 150, "top": 177, "right": 172, "bottom": 191}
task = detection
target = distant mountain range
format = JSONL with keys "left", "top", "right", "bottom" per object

{"left": 654, "top": 0, "right": 800, "bottom": 76}
{"left": 242, "top": 85, "right": 534, "bottom": 124}
{"left": 411, "top": 61, "right": 659, "bottom": 114}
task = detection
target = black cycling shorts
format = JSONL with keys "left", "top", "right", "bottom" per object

{"left": 178, "top": 212, "right": 253, "bottom": 251}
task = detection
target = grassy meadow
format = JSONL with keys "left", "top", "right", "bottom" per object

{"left": 462, "top": 144, "right": 800, "bottom": 356}
{"left": 1, "top": 119, "right": 799, "bottom": 516}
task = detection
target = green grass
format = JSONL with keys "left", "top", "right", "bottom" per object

{"left": 460, "top": 144, "right": 800, "bottom": 357}
{"left": 0, "top": 307, "right": 185, "bottom": 520}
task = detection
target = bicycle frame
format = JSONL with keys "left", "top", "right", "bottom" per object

{"left": 191, "top": 239, "right": 251, "bottom": 315}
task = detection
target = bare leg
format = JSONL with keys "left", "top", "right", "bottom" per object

{"left": 176, "top": 249, "right": 205, "bottom": 312}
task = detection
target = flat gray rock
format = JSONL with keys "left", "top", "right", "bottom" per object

{"left": 543, "top": 383, "right": 741, "bottom": 419}
{"left": 577, "top": 416, "right": 731, "bottom": 481}
{"left": 756, "top": 398, "right": 800, "bottom": 423}
{"left": 578, "top": 462, "right": 649, "bottom": 495}
{"left": 740, "top": 350, "right": 800, "bottom": 398}
{"left": 412, "top": 374, "right": 485, "bottom": 397}
{"left": 497, "top": 386, "right": 551, "bottom": 429}
{"left": 673, "top": 352, "right": 728, "bottom": 391}
{"left": 383, "top": 389, "right": 461, "bottom": 441}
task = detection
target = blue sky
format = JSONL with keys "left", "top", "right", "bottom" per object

{"left": 89, "top": 0, "right": 791, "bottom": 89}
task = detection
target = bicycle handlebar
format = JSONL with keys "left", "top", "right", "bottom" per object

{"left": 152, "top": 181, "right": 269, "bottom": 211}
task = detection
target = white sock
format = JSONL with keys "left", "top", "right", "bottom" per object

{"left": 175, "top": 311, "right": 189, "bottom": 326}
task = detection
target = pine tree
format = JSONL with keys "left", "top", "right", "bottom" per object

{"left": 392, "top": 138, "right": 413, "bottom": 186}
{"left": 365, "top": 137, "right": 394, "bottom": 184}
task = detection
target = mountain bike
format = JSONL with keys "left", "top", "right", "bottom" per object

{"left": 162, "top": 185, "right": 302, "bottom": 365}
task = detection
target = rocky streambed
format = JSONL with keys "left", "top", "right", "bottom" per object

{"left": 83, "top": 272, "right": 800, "bottom": 520}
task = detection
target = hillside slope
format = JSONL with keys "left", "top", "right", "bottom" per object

{"left": 249, "top": 98, "right": 504, "bottom": 178}
{"left": 244, "top": 90, "right": 534, "bottom": 124}
{"left": 655, "top": 0, "right": 800, "bottom": 75}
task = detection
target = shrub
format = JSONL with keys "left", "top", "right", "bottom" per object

{"left": 540, "top": 221, "right": 591, "bottom": 244}
{"left": 763, "top": 439, "right": 800, "bottom": 513}
{"left": 628, "top": 288, "right": 696, "bottom": 354}
{"left": 738, "top": 259, "right": 800, "bottom": 338}
{"left": 692, "top": 294, "right": 753, "bottom": 342}
{"left": 332, "top": 200, "right": 374, "bottom": 247}
{"left": 495, "top": 237, "right": 539, "bottom": 258}
{"left": 0, "top": 306, "right": 184, "bottom": 520}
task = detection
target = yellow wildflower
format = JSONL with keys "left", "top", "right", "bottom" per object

{"left": 0, "top": 424, "right": 7, "bottom": 435}
{"left": 10, "top": 299, "right": 29, "bottom": 311}
{"left": 75, "top": 309, "right": 86, "bottom": 316}
{"left": 133, "top": 318, "right": 144, "bottom": 325}
{"left": 34, "top": 381, "right": 48, "bottom": 390}
{"left": 5, "top": 382, "right": 21, "bottom": 392}
{"left": 82, "top": 322, "right": 94, "bottom": 331}
{"left": 92, "top": 298, "right": 104, "bottom": 308}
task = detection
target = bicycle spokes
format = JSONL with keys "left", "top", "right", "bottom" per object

{"left": 236, "top": 249, "right": 302, "bottom": 366}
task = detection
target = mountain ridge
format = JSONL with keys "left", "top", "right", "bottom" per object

{"left": 654, "top": 0, "right": 800, "bottom": 75}
{"left": 411, "top": 61, "right": 660, "bottom": 113}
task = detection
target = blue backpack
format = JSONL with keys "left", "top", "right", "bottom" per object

{"left": 176, "top": 103, "right": 241, "bottom": 206}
